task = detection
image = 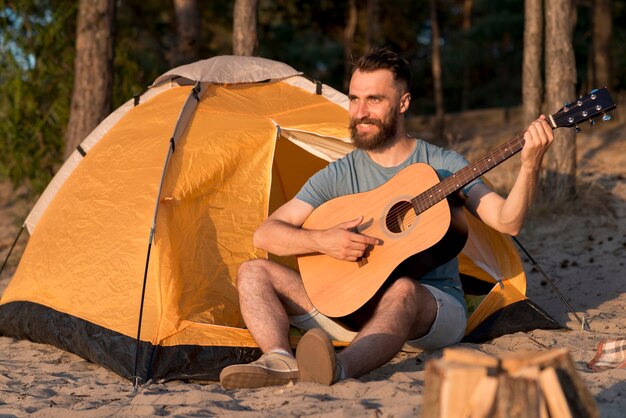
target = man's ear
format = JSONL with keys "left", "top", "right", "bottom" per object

{"left": 399, "top": 92, "right": 411, "bottom": 113}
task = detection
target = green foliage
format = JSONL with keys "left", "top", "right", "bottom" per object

{"left": 1, "top": 0, "right": 625, "bottom": 192}
{"left": 258, "top": 0, "right": 346, "bottom": 90}
{"left": 438, "top": 0, "right": 525, "bottom": 111}
{"left": 0, "top": 0, "right": 76, "bottom": 192}
{"left": 199, "top": 0, "right": 235, "bottom": 56}
{"left": 612, "top": 1, "right": 626, "bottom": 91}
{"left": 113, "top": 0, "right": 177, "bottom": 107}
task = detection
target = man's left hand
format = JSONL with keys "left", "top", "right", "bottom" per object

{"left": 521, "top": 115, "right": 554, "bottom": 171}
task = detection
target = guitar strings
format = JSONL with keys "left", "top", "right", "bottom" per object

{"left": 380, "top": 131, "right": 526, "bottom": 228}
{"left": 380, "top": 130, "right": 527, "bottom": 230}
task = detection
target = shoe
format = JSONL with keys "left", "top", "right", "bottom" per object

{"left": 296, "top": 328, "right": 336, "bottom": 385}
{"left": 219, "top": 352, "right": 299, "bottom": 389}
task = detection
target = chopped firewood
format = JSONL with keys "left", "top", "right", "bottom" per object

{"left": 422, "top": 348, "right": 599, "bottom": 418}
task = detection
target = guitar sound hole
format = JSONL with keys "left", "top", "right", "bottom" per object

{"left": 385, "top": 201, "right": 415, "bottom": 233}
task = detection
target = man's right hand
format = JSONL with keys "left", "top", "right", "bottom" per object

{"left": 315, "top": 216, "right": 381, "bottom": 261}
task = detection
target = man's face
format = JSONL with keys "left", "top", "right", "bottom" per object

{"left": 348, "top": 69, "right": 407, "bottom": 151}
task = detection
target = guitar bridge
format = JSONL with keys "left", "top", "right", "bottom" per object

{"left": 357, "top": 256, "right": 368, "bottom": 267}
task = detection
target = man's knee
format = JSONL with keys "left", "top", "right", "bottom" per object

{"left": 387, "top": 279, "right": 438, "bottom": 340}
{"left": 387, "top": 277, "right": 419, "bottom": 298}
{"left": 237, "top": 258, "right": 273, "bottom": 290}
{"left": 385, "top": 278, "right": 430, "bottom": 314}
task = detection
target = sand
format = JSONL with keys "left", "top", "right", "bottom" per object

{"left": 1, "top": 107, "right": 624, "bottom": 417}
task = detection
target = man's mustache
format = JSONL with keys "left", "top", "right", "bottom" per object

{"left": 349, "top": 117, "right": 383, "bottom": 129}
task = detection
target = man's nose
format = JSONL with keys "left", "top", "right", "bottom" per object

{"left": 351, "top": 101, "right": 369, "bottom": 119}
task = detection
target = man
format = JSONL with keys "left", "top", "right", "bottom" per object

{"left": 219, "top": 48, "right": 554, "bottom": 389}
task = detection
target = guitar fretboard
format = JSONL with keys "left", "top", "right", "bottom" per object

{"left": 411, "top": 132, "right": 527, "bottom": 214}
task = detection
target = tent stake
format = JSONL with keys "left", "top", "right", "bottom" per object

{"left": 0, "top": 225, "right": 24, "bottom": 277}
{"left": 512, "top": 236, "right": 590, "bottom": 331}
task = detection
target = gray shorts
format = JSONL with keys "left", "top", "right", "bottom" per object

{"left": 289, "top": 284, "right": 467, "bottom": 351}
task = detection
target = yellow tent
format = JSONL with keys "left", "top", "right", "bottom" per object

{"left": 0, "top": 56, "right": 559, "bottom": 383}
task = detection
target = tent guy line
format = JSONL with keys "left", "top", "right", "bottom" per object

{"left": 512, "top": 236, "right": 590, "bottom": 331}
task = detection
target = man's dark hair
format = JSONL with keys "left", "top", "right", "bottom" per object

{"left": 353, "top": 48, "right": 411, "bottom": 92}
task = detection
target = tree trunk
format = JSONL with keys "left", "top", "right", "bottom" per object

{"left": 430, "top": 0, "right": 445, "bottom": 140}
{"left": 173, "top": 0, "right": 200, "bottom": 66}
{"left": 544, "top": 0, "right": 577, "bottom": 201}
{"left": 64, "top": 0, "right": 115, "bottom": 159}
{"left": 592, "top": 0, "right": 612, "bottom": 88}
{"left": 343, "top": 0, "right": 358, "bottom": 90}
{"left": 365, "top": 0, "right": 380, "bottom": 52}
{"left": 460, "top": 0, "right": 473, "bottom": 111}
{"left": 522, "top": 0, "right": 543, "bottom": 127}
{"left": 232, "top": 0, "right": 258, "bottom": 56}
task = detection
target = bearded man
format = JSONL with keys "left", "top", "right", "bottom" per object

{"left": 219, "top": 48, "right": 554, "bottom": 389}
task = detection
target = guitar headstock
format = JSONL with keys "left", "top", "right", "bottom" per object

{"left": 549, "top": 88, "right": 616, "bottom": 130}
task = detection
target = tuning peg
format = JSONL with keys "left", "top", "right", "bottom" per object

{"left": 591, "top": 88, "right": 599, "bottom": 94}
{"left": 575, "top": 125, "right": 582, "bottom": 133}
{"left": 589, "top": 119, "right": 596, "bottom": 127}
{"left": 602, "top": 113, "right": 612, "bottom": 122}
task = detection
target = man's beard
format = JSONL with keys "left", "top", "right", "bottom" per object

{"left": 349, "top": 109, "right": 398, "bottom": 151}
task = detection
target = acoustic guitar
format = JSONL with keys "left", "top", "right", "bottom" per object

{"left": 297, "top": 88, "right": 616, "bottom": 318}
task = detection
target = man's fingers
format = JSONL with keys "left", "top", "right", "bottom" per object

{"left": 335, "top": 216, "right": 381, "bottom": 245}
{"left": 346, "top": 246, "right": 372, "bottom": 261}
{"left": 525, "top": 118, "right": 553, "bottom": 148}
{"left": 350, "top": 232, "right": 381, "bottom": 246}
{"left": 540, "top": 119, "right": 554, "bottom": 142}
{"left": 340, "top": 216, "right": 364, "bottom": 230}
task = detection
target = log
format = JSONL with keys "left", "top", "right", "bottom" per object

{"left": 422, "top": 348, "right": 599, "bottom": 418}
{"left": 423, "top": 361, "right": 491, "bottom": 418}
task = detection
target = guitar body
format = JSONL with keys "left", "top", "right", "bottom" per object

{"left": 297, "top": 163, "right": 469, "bottom": 318}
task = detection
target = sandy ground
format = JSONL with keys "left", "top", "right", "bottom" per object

{"left": 0, "top": 106, "right": 624, "bottom": 417}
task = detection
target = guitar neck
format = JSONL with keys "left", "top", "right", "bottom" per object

{"left": 410, "top": 87, "right": 616, "bottom": 215}
{"left": 411, "top": 132, "right": 527, "bottom": 214}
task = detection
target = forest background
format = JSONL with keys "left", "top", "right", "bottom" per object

{"left": 0, "top": 0, "right": 624, "bottom": 196}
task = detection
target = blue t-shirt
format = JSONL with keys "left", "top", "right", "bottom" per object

{"left": 295, "top": 139, "right": 483, "bottom": 309}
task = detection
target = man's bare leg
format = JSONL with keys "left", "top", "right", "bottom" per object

{"left": 235, "top": 263, "right": 436, "bottom": 384}
{"left": 219, "top": 259, "right": 312, "bottom": 389}
{"left": 237, "top": 258, "right": 314, "bottom": 354}
{"left": 336, "top": 277, "right": 437, "bottom": 379}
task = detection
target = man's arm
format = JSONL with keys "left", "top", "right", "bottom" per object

{"left": 253, "top": 198, "right": 381, "bottom": 261}
{"left": 464, "top": 116, "right": 554, "bottom": 236}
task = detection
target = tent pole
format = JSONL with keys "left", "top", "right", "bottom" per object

{"left": 131, "top": 82, "right": 203, "bottom": 391}
{"left": 512, "top": 236, "right": 590, "bottom": 331}
{"left": 132, "top": 237, "right": 155, "bottom": 390}
{"left": 131, "top": 142, "right": 174, "bottom": 391}
{"left": 0, "top": 225, "right": 24, "bottom": 277}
